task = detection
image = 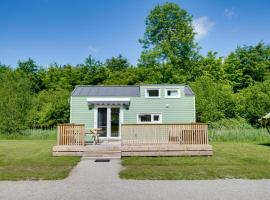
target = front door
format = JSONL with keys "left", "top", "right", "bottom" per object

{"left": 97, "top": 107, "right": 120, "bottom": 138}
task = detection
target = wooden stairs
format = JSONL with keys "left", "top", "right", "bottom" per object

{"left": 82, "top": 142, "right": 121, "bottom": 160}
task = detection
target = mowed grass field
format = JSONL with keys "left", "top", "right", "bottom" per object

{"left": 0, "top": 128, "right": 269, "bottom": 180}
{"left": 0, "top": 140, "right": 80, "bottom": 180}
{"left": 120, "top": 142, "right": 270, "bottom": 180}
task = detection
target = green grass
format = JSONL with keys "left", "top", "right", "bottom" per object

{"left": 209, "top": 128, "right": 269, "bottom": 142}
{"left": 0, "top": 140, "right": 80, "bottom": 180}
{"left": 120, "top": 142, "right": 270, "bottom": 180}
{"left": 0, "top": 129, "right": 57, "bottom": 140}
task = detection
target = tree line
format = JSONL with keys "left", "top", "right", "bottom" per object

{"left": 0, "top": 2, "right": 270, "bottom": 134}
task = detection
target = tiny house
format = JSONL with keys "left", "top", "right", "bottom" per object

{"left": 70, "top": 84, "right": 196, "bottom": 140}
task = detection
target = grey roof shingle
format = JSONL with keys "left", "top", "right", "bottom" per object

{"left": 184, "top": 85, "right": 195, "bottom": 96}
{"left": 72, "top": 86, "right": 140, "bottom": 97}
{"left": 71, "top": 85, "right": 195, "bottom": 97}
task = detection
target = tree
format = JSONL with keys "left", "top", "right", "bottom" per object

{"left": 139, "top": 2, "right": 199, "bottom": 74}
{"left": 235, "top": 80, "right": 270, "bottom": 126}
{"left": 27, "top": 89, "right": 70, "bottom": 128}
{"left": 0, "top": 63, "right": 11, "bottom": 74}
{"left": 105, "top": 55, "right": 130, "bottom": 71}
{"left": 196, "top": 51, "right": 224, "bottom": 81}
{"left": 17, "top": 59, "right": 43, "bottom": 93}
{"left": 17, "top": 58, "right": 38, "bottom": 74}
{"left": 0, "top": 70, "right": 32, "bottom": 134}
{"left": 224, "top": 42, "right": 270, "bottom": 92}
{"left": 190, "top": 76, "right": 236, "bottom": 123}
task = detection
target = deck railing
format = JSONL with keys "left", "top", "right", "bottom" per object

{"left": 121, "top": 123, "right": 208, "bottom": 145}
{"left": 57, "top": 124, "right": 85, "bottom": 145}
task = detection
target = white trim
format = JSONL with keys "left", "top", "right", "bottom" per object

{"left": 107, "top": 107, "right": 111, "bottom": 137}
{"left": 137, "top": 113, "right": 162, "bottom": 123}
{"left": 119, "top": 108, "right": 124, "bottom": 138}
{"left": 69, "top": 96, "right": 73, "bottom": 123}
{"left": 93, "top": 107, "right": 97, "bottom": 128}
{"left": 95, "top": 106, "right": 122, "bottom": 139}
{"left": 145, "top": 88, "right": 161, "bottom": 98}
{"left": 87, "top": 97, "right": 130, "bottom": 102}
{"left": 193, "top": 96, "right": 196, "bottom": 122}
{"left": 165, "top": 88, "right": 181, "bottom": 98}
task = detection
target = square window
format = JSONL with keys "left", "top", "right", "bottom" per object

{"left": 153, "top": 115, "right": 160, "bottom": 121}
{"left": 145, "top": 89, "right": 160, "bottom": 98}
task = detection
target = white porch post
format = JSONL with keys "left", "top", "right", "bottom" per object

{"left": 107, "top": 107, "right": 111, "bottom": 138}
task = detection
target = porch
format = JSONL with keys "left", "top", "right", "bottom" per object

{"left": 52, "top": 123, "right": 213, "bottom": 157}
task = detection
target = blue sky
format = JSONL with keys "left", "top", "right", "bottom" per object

{"left": 1, "top": 0, "right": 270, "bottom": 67}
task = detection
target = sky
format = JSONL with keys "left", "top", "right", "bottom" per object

{"left": 1, "top": 0, "right": 270, "bottom": 67}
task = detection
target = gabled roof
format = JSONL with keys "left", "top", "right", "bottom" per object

{"left": 71, "top": 85, "right": 195, "bottom": 97}
{"left": 72, "top": 85, "right": 140, "bottom": 97}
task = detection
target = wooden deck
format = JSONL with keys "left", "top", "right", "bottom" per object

{"left": 53, "top": 123, "right": 213, "bottom": 157}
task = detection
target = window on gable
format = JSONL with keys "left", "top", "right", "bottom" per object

{"left": 137, "top": 113, "right": 162, "bottom": 123}
{"left": 165, "top": 89, "right": 180, "bottom": 98}
{"left": 145, "top": 89, "right": 160, "bottom": 98}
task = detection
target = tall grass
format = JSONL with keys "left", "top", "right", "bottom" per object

{"left": 209, "top": 128, "right": 269, "bottom": 143}
{"left": 0, "top": 129, "right": 57, "bottom": 140}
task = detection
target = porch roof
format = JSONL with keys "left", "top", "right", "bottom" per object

{"left": 87, "top": 98, "right": 130, "bottom": 106}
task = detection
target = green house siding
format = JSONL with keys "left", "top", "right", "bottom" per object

{"left": 70, "top": 96, "right": 94, "bottom": 129}
{"left": 123, "top": 85, "right": 195, "bottom": 123}
{"left": 70, "top": 85, "right": 195, "bottom": 129}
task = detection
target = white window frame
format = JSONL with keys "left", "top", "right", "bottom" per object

{"left": 137, "top": 113, "right": 162, "bottom": 124}
{"left": 145, "top": 88, "right": 161, "bottom": 98}
{"left": 165, "top": 88, "right": 181, "bottom": 98}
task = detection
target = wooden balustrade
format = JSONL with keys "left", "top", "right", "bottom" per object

{"left": 121, "top": 123, "right": 208, "bottom": 146}
{"left": 57, "top": 124, "right": 85, "bottom": 145}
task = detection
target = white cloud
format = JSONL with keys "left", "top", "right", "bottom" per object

{"left": 192, "top": 16, "right": 214, "bottom": 40}
{"left": 224, "top": 8, "right": 235, "bottom": 19}
{"left": 88, "top": 46, "right": 99, "bottom": 54}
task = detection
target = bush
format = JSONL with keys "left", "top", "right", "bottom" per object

{"left": 27, "top": 89, "right": 70, "bottom": 128}
{"left": 190, "top": 76, "right": 236, "bottom": 123}
{"left": 0, "top": 71, "right": 32, "bottom": 135}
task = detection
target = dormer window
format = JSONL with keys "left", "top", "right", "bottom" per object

{"left": 145, "top": 89, "right": 160, "bottom": 98}
{"left": 165, "top": 89, "right": 181, "bottom": 98}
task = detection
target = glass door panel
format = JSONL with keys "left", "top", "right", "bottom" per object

{"left": 97, "top": 108, "right": 107, "bottom": 137}
{"left": 111, "top": 108, "right": 120, "bottom": 137}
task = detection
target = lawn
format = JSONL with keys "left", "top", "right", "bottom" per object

{"left": 0, "top": 140, "right": 80, "bottom": 180}
{"left": 120, "top": 142, "right": 270, "bottom": 180}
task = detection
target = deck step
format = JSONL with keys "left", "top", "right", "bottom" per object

{"left": 82, "top": 153, "right": 121, "bottom": 157}
{"left": 82, "top": 150, "right": 121, "bottom": 159}
{"left": 82, "top": 156, "right": 121, "bottom": 160}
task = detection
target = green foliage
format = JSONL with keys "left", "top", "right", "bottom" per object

{"left": 190, "top": 76, "right": 236, "bottom": 123}
{"left": 209, "top": 128, "right": 269, "bottom": 143}
{"left": 209, "top": 118, "right": 252, "bottom": 129}
{"left": 197, "top": 51, "right": 224, "bottom": 81}
{"left": 17, "top": 59, "right": 43, "bottom": 92}
{"left": 0, "top": 71, "right": 32, "bottom": 135}
{"left": 139, "top": 2, "right": 199, "bottom": 75}
{"left": 224, "top": 42, "right": 270, "bottom": 91}
{"left": 234, "top": 80, "right": 270, "bottom": 125}
{"left": 0, "top": 129, "right": 56, "bottom": 140}
{"left": 105, "top": 54, "right": 130, "bottom": 71}
{"left": 27, "top": 89, "right": 70, "bottom": 128}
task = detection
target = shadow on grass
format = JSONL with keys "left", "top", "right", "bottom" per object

{"left": 258, "top": 143, "right": 270, "bottom": 147}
